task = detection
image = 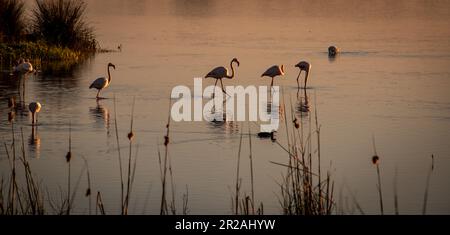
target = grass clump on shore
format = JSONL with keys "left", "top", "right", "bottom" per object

{"left": 0, "top": 0, "right": 97, "bottom": 67}
{"left": 0, "top": 0, "right": 26, "bottom": 42}
{"left": 32, "top": 0, "right": 97, "bottom": 52}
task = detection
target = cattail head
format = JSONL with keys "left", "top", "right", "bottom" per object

{"left": 127, "top": 131, "right": 134, "bottom": 141}
{"left": 372, "top": 155, "right": 379, "bottom": 165}
{"left": 8, "top": 97, "right": 15, "bottom": 109}
{"left": 164, "top": 135, "right": 169, "bottom": 146}
{"left": 8, "top": 111, "right": 15, "bottom": 123}
{"left": 66, "top": 151, "right": 72, "bottom": 163}
{"left": 293, "top": 118, "right": 299, "bottom": 129}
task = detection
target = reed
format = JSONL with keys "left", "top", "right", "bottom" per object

{"left": 394, "top": 166, "right": 399, "bottom": 215}
{"left": 159, "top": 97, "right": 171, "bottom": 215}
{"left": 271, "top": 88, "right": 334, "bottom": 215}
{"left": 124, "top": 97, "right": 136, "bottom": 215}
{"left": 371, "top": 136, "right": 383, "bottom": 215}
{"left": 65, "top": 122, "right": 72, "bottom": 215}
{"left": 248, "top": 126, "right": 255, "bottom": 214}
{"left": 233, "top": 128, "right": 243, "bottom": 215}
{"left": 422, "top": 154, "right": 434, "bottom": 215}
{"left": 113, "top": 95, "right": 125, "bottom": 214}
{"left": 81, "top": 156, "right": 92, "bottom": 215}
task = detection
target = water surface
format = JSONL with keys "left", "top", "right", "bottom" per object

{"left": 1, "top": 0, "right": 450, "bottom": 214}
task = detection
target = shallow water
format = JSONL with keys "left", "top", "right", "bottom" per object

{"left": 1, "top": 0, "right": 450, "bottom": 214}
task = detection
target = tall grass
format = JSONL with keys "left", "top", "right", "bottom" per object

{"left": 0, "top": 0, "right": 26, "bottom": 42}
{"left": 32, "top": 0, "right": 97, "bottom": 51}
{"left": 0, "top": 91, "right": 441, "bottom": 215}
{"left": 271, "top": 89, "right": 334, "bottom": 215}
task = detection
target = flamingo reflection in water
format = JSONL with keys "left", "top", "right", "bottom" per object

{"left": 28, "top": 125, "right": 41, "bottom": 158}
{"left": 89, "top": 99, "right": 111, "bottom": 135}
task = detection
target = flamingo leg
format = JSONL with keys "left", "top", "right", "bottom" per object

{"left": 96, "top": 89, "right": 100, "bottom": 99}
{"left": 213, "top": 79, "right": 218, "bottom": 99}
{"left": 296, "top": 70, "right": 302, "bottom": 89}
{"left": 32, "top": 112, "right": 35, "bottom": 125}
{"left": 270, "top": 77, "right": 274, "bottom": 89}
{"left": 220, "top": 79, "right": 230, "bottom": 97}
{"left": 304, "top": 71, "right": 308, "bottom": 89}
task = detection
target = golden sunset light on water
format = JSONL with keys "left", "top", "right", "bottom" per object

{"left": 1, "top": 2, "right": 449, "bottom": 231}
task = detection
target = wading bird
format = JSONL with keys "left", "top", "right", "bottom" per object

{"left": 13, "top": 58, "right": 35, "bottom": 75}
{"left": 89, "top": 63, "right": 116, "bottom": 99}
{"left": 261, "top": 65, "right": 285, "bottom": 88}
{"left": 29, "top": 102, "right": 41, "bottom": 125}
{"left": 294, "top": 61, "right": 311, "bottom": 88}
{"left": 328, "top": 46, "right": 340, "bottom": 57}
{"left": 205, "top": 58, "right": 240, "bottom": 97}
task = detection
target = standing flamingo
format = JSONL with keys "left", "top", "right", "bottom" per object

{"left": 89, "top": 63, "right": 116, "bottom": 99}
{"left": 294, "top": 61, "right": 311, "bottom": 88}
{"left": 205, "top": 58, "right": 240, "bottom": 97}
{"left": 261, "top": 65, "right": 285, "bottom": 87}
{"left": 29, "top": 102, "right": 42, "bottom": 125}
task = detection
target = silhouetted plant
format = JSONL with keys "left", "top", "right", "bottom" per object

{"left": 32, "top": 0, "right": 97, "bottom": 51}
{"left": 0, "top": 0, "right": 26, "bottom": 42}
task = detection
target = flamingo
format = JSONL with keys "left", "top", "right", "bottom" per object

{"left": 29, "top": 102, "right": 42, "bottom": 125}
{"left": 89, "top": 63, "right": 116, "bottom": 99}
{"left": 261, "top": 65, "right": 285, "bottom": 87}
{"left": 294, "top": 61, "right": 311, "bottom": 88}
{"left": 205, "top": 58, "right": 240, "bottom": 97}
{"left": 13, "top": 58, "right": 35, "bottom": 75}
{"left": 328, "top": 46, "right": 340, "bottom": 57}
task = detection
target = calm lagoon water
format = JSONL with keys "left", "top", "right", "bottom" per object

{"left": 1, "top": 0, "right": 450, "bottom": 214}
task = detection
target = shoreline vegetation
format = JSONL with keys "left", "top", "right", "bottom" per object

{"left": 0, "top": 0, "right": 114, "bottom": 71}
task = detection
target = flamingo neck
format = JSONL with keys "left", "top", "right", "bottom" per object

{"left": 304, "top": 70, "right": 309, "bottom": 87}
{"left": 226, "top": 60, "right": 236, "bottom": 79}
{"left": 107, "top": 66, "right": 112, "bottom": 83}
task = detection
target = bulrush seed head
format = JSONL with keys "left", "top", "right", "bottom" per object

{"left": 372, "top": 155, "right": 380, "bottom": 165}
{"left": 127, "top": 131, "right": 134, "bottom": 141}
{"left": 293, "top": 118, "right": 299, "bottom": 129}
{"left": 164, "top": 135, "right": 169, "bottom": 146}
{"left": 8, "top": 111, "right": 15, "bottom": 123}
{"left": 66, "top": 151, "right": 72, "bottom": 163}
{"left": 8, "top": 97, "right": 15, "bottom": 109}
